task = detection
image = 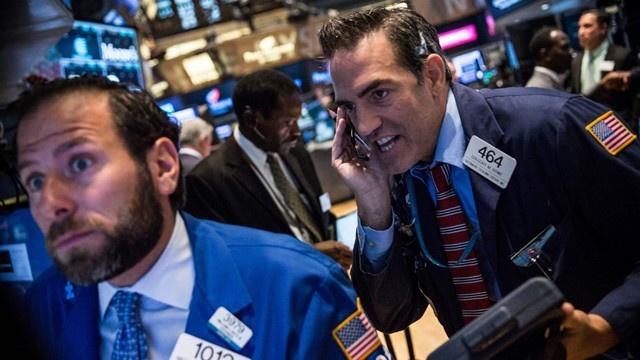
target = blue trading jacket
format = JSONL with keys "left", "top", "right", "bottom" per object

{"left": 25, "top": 212, "right": 388, "bottom": 359}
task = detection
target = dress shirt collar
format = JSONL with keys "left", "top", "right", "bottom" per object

{"left": 234, "top": 125, "right": 270, "bottom": 169}
{"left": 533, "top": 66, "right": 565, "bottom": 84}
{"left": 98, "top": 212, "right": 195, "bottom": 318}
{"left": 410, "top": 88, "right": 464, "bottom": 176}
{"left": 179, "top": 147, "right": 203, "bottom": 159}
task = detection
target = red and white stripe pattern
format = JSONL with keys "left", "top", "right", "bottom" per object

{"left": 334, "top": 310, "right": 381, "bottom": 359}
{"left": 586, "top": 111, "right": 637, "bottom": 155}
{"left": 431, "top": 163, "right": 491, "bottom": 324}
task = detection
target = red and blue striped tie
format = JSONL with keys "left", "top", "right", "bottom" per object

{"left": 431, "top": 163, "right": 491, "bottom": 324}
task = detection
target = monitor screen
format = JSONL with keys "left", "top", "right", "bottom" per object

{"left": 275, "top": 61, "right": 312, "bottom": 94}
{"left": 486, "top": 0, "right": 538, "bottom": 19}
{"left": 0, "top": 208, "right": 52, "bottom": 284}
{"left": 298, "top": 99, "right": 335, "bottom": 144}
{"left": 204, "top": 79, "right": 237, "bottom": 117}
{"left": 145, "top": 0, "right": 237, "bottom": 39}
{"left": 451, "top": 49, "right": 486, "bottom": 85}
{"left": 156, "top": 95, "right": 185, "bottom": 114}
{"left": 336, "top": 211, "right": 358, "bottom": 249}
{"left": 51, "top": 20, "right": 145, "bottom": 87}
{"left": 169, "top": 106, "right": 199, "bottom": 125}
{"left": 215, "top": 123, "right": 234, "bottom": 140}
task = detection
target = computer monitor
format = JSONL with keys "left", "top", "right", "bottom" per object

{"left": 298, "top": 99, "right": 335, "bottom": 144}
{"left": 0, "top": 208, "right": 51, "bottom": 284}
{"left": 451, "top": 49, "right": 486, "bottom": 85}
{"left": 51, "top": 20, "right": 145, "bottom": 87}
{"left": 204, "top": 79, "right": 237, "bottom": 117}
{"left": 275, "top": 61, "right": 312, "bottom": 94}
{"left": 335, "top": 211, "right": 358, "bottom": 249}
{"left": 169, "top": 106, "right": 199, "bottom": 125}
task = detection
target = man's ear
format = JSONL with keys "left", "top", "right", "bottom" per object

{"left": 424, "top": 54, "right": 447, "bottom": 85}
{"left": 423, "top": 54, "right": 448, "bottom": 98}
{"left": 242, "top": 107, "right": 257, "bottom": 127}
{"left": 148, "top": 137, "right": 180, "bottom": 196}
{"left": 540, "top": 47, "right": 550, "bottom": 61}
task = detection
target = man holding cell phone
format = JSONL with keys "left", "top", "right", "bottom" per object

{"left": 319, "top": 7, "right": 640, "bottom": 359}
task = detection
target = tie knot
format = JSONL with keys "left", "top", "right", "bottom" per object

{"left": 266, "top": 153, "right": 277, "bottom": 165}
{"left": 112, "top": 291, "right": 142, "bottom": 324}
{"left": 430, "top": 163, "right": 452, "bottom": 193}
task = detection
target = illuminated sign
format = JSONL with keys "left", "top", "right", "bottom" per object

{"left": 438, "top": 24, "right": 478, "bottom": 51}
{"left": 53, "top": 20, "right": 145, "bottom": 87}
{"left": 242, "top": 30, "right": 297, "bottom": 65}
{"left": 182, "top": 52, "right": 221, "bottom": 86}
{"left": 216, "top": 25, "right": 303, "bottom": 76}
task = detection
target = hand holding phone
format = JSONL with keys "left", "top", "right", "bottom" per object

{"left": 328, "top": 107, "right": 372, "bottom": 161}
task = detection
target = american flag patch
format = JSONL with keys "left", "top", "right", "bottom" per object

{"left": 586, "top": 111, "right": 636, "bottom": 155}
{"left": 333, "top": 306, "right": 381, "bottom": 360}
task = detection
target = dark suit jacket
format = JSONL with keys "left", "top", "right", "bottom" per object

{"left": 179, "top": 152, "right": 202, "bottom": 175}
{"left": 184, "top": 137, "right": 333, "bottom": 241}
{"left": 351, "top": 84, "right": 640, "bottom": 357}
{"left": 570, "top": 44, "right": 637, "bottom": 118}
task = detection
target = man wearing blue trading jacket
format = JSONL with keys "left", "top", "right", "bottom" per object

{"left": 13, "top": 76, "right": 388, "bottom": 360}
{"left": 318, "top": 7, "right": 640, "bottom": 359}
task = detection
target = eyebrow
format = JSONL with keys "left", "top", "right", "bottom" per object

{"left": 335, "top": 79, "right": 387, "bottom": 106}
{"left": 17, "top": 137, "right": 90, "bottom": 173}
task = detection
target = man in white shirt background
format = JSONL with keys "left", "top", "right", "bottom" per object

{"left": 570, "top": 8, "right": 637, "bottom": 121}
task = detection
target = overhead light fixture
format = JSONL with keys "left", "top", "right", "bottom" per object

{"left": 540, "top": 3, "right": 550, "bottom": 11}
{"left": 164, "top": 38, "right": 208, "bottom": 60}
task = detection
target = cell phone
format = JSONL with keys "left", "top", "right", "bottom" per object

{"left": 328, "top": 108, "right": 372, "bottom": 161}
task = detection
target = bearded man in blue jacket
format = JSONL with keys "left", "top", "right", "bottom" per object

{"left": 13, "top": 76, "right": 388, "bottom": 360}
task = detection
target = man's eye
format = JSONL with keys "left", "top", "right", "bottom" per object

{"left": 372, "top": 90, "right": 387, "bottom": 99}
{"left": 71, "top": 157, "right": 92, "bottom": 173}
{"left": 26, "top": 176, "right": 44, "bottom": 192}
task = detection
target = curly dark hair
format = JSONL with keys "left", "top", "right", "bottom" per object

{"left": 14, "top": 76, "right": 186, "bottom": 209}
{"left": 317, "top": 6, "right": 452, "bottom": 85}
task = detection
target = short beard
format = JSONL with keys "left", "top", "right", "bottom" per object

{"left": 46, "top": 164, "right": 164, "bottom": 285}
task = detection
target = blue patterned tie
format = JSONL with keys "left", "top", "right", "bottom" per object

{"left": 112, "top": 291, "right": 148, "bottom": 360}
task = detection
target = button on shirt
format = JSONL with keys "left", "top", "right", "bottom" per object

{"left": 359, "top": 89, "right": 501, "bottom": 300}
{"left": 99, "top": 213, "right": 195, "bottom": 360}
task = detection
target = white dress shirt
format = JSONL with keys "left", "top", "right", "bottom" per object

{"left": 99, "top": 213, "right": 195, "bottom": 359}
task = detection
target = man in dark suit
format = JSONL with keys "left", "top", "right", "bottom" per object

{"left": 178, "top": 117, "right": 213, "bottom": 175}
{"left": 570, "top": 8, "right": 637, "bottom": 119}
{"left": 185, "top": 69, "right": 352, "bottom": 270}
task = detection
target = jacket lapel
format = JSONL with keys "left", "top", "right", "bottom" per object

{"left": 224, "top": 138, "right": 284, "bottom": 217}
{"left": 183, "top": 213, "right": 253, "bottom": 340}
{"left": 56, "top": 285, "right": 101, "bottom": 359}
{"left": 453, "top": 84, "right": 507, "bottom": 273}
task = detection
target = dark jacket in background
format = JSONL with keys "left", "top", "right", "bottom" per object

{"left": 184, "top": 138, "right": 333, "bottom": 241}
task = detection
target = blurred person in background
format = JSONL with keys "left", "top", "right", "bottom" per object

{"left": 526, "top": 26, "right": 573, "bottom": 90}
{"left": 178, "top": 117, "right": 214, "bottom": 175}
{"left": 570, "top": 8, "right": 637, "bottom": 120}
